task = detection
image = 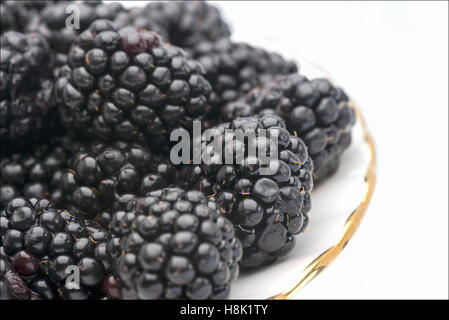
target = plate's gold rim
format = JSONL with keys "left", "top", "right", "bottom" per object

{"left": 270, "top": 102, "right": 377, "bottom": 300}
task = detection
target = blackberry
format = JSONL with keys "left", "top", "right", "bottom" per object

{"left": 190, "top": 38, "right": 298, "bottom": 118}
{"left": 0, "top": 1, "right": 30, "bottom": 33}
{"left": 0, "top": 198, "right": 120, "bottom": 300}
{"left": 112, "top": 7, "right": 170, "bottom": 43}
{"left": 26, "top": 2, "right": 124, "bottom": 54}
{"left": 59, "top": 139, "right": 177, "bottom": 222}
{"left": 179, "top": 114, "right": 313, "bottom": 268}
{"left": 0, "top": 31, "right": 60, "bottom": 154}
{"left": 111, "top": 187, "right": 242, "bottom": 299}
{"left": 240, "top": 74, "right": 356, "bottom": 181}
{"left": 21, "top": 1, "right": 56, "bottom": 11}
{"left": 55, "top": 20, "right": 213, "bottom": 149}
{"left": 119, "top": 1, "right": 231, "bottom": 49}
{"left": 0, "top": 138, "right": 76, "bottom": 210}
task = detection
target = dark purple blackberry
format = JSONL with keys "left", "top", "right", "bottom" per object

{"left": 55, "top": 20, "right": 213, "bottom": 149}
{"left": 110, "top": 187, "right": 242, "bottom": 299}
{"left": 26, "top": 2, "right": 125, "bottom": 54}
{"left": 0, "top": 137, "right": 79, "bottom": 210}
{"left": 190, "top": 38, "right": 298, "bottom": 118}
{"left": 122, "top": 1, "right": 231, "bottom": 49}
{"left": 0, "top": 31, "right": 61, "bottom": 154}
{"left": 21, "top": 1, "right": 55, "bottom": 11}
{"left": 179, "top": 114, "right": 313, "bottom": 268}
{"left": 0, "top": 1, "right": 30, "bottom": 33}
{"left": 112, "top": 7, "right": 170, "bottom": 43}
{"left": 59, "top": 139, "right": 177, "bottom": 222}
{"left": 0, "top": 198, "right": 121, "bottom": 300}
{"left": 240, "top": 74, "right": 356, "bottom": 182}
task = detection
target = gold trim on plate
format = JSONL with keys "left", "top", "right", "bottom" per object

{"left": 271, "top": 101, "right": 377, "bottom": 299}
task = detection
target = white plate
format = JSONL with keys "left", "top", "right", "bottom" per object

{"left": 114, "top": 1, "right": 377, "bottom": 299}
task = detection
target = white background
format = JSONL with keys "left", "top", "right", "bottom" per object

{"left": 216, "top": 1, "right": 449, "bottom": 299}
{"left": 123, "top": 1, "right": 448, "bottom": 299}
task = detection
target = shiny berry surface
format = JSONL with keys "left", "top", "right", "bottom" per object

{"left": 112, "top": 188, "right": 242, "bottom": 300}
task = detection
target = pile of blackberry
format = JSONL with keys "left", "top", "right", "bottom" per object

{"left": 238, "top": 74, "right": 356, "bottom": 181}
{"left": 1, "top": 1, "right": 357, "bottom": 300}
{"left": 179, "top": 114, "right": 314, "bottom": 267}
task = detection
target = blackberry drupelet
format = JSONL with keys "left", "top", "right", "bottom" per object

{"left": 190, "top": 38, "right": 298, "bottom": 118}
{"left": 240, "top": 74, "right": 356, "bottom": 181}
{"left": 0, "top": 198, "right": 120, "bottom": 300}
{"left": 110, "top": 187, "right": 242, "bottom": 299}
{"left": 0, "top": 31, "right": 59, "bottom": 154}
{"left": 179, "top": 114, "right": 313, "bottom": 268}
{"left": 55, "top": 20, "right": 213, "bottom": 148}
{"left": 0, "top": 245, "right": 44, "bottom": 300}
{"left": 59, "top": 139, "right": 177, "bottom": 222}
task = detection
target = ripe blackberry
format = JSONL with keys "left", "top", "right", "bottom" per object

{"left": 55, "top": 20, "right": 213, "bottom": 148}
{"left": 240, "top": 74, "right": 356, "bottom": 181}
{"left": 21, "top": 1, "right": 55, "bottom": 11}
{"left": 130, "top": 1, "right": 231, "bottom": 48}
{"left": 0, "top": 138, "right": 76, "bottom": 210}
{"left": 179, "top": 114, "right": 313, "bottom": 268}
{"left": 0, "top": 31, "right": 59, "bottom": 154}
{"left": 0, "top": 198, "right": 120, "bottom": 300}
{"left": 27, "top": 2, "right": 124, "bottom": 54}
{"left": 0, "top": 1, "right": 30, "bottom": 33}
{"left": 190, "top": 38, "right": 298, "bottom": 118}
{"left": 59, "top": 140, "right": 177, "bottom": 222}
{"left": 110, "top": 187, "right": 242, "bottom": 299}
{"left": 112, "top": 7, "right": 170, "bottom": 43}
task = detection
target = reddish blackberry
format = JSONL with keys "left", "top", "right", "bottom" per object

{"left": 110, "top": 188, "right": 242, "bottom": 299}
{"left": 55, "top": 20, "right": 213, "bottom": 148}
{"left": 0, "top": 245, "right": 44, "bottom": 300}
{"left": 0, "top": 198, "right": 120, "bottom": 300}
{"left": 59, "top": 140, "right": 177, "bottom": 222}
{"left": 190, "top": 38, "right": 298, "bottom": 118}
{"left": 0, "top": 31, "right": 60, "bottom": 154}
{"left": 240, "top": 74, "right": 356, "bottom": 181}
{"left": 179, "top": 114, "right": 313, "bottom": 268}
